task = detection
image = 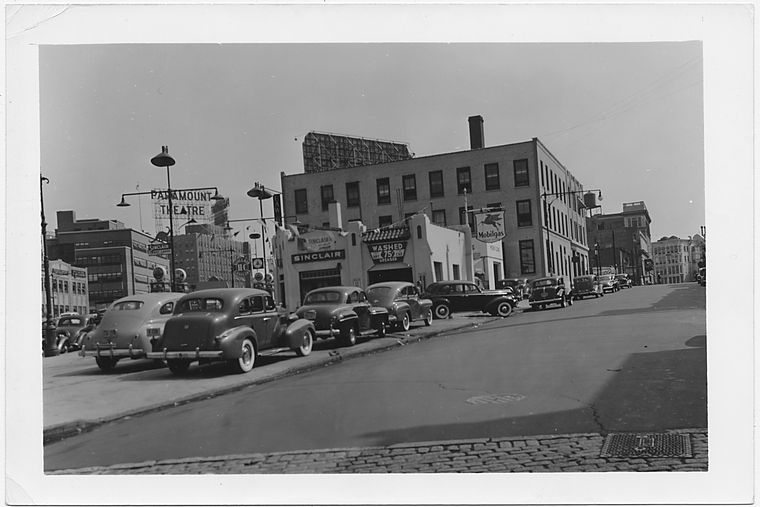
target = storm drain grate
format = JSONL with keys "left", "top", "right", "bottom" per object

{"left": 600, "top": 433, "right": 692, "bottom": 458}
{"left": 466, "top": 394, "right": 525, "bottom": 405}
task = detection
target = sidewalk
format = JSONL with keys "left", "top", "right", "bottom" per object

{"left": 44, "top": 311, "right": 506, "bottom": 443}
{"left": 50, "top": 429, "right": 708, "bottom": 474}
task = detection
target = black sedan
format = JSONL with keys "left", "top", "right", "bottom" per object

{"left": 366, "top": 281, "right": 433, "bottom": 331}
{"left": 295, "top": 286, "right": 389, "bottom": 346}
{"left": 423, "top": 280, "right": 518, "bottom": 319}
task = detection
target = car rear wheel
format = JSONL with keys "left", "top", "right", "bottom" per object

{"left": 231, "top": 338, "right": 256, "bottom": 373}
{"left": 341, "top": 324, "right": 357, "bottom": 347}
{"left": 494, "top": 301, "right": 513, "bottom": 317}
{"left": 560, "top": 296, "right": 567, "bottom": 308}
{"left": 167, "top": 359, "right": 190, "bottom": 375}
{"left": 423, "top": 308, "right": 433, "bottom": 326}
{"left": 95, "top": 356, "right": 118, "bottom": 372}
{"left": 294, "top": 329, "right": 314, "bottom": 357}
{"left": 434, "top": 303, "right": 450, "bottom": 319}
{"left": 399, "top": 313, "right": 410, "bottom": 331}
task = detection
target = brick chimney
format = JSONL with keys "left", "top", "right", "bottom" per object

{"left": 468, "top": 115, "right": 484, "bottom": 149}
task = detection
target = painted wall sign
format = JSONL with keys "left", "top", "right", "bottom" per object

{"left": 292, "top": 249, "right": 346, "bottom": 264}
{"left": 368, "top": 241, "right": 407, "bottom": 264}
{"left": 474, "top": 210, "right": 506, "bottom": 243}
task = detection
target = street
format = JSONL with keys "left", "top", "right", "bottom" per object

{"left": 44, "top": 283, "right": 706, "bottom": 472}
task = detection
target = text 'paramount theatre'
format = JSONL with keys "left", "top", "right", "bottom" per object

{"left": 272, "top": 202, "right": 502, "bottom": 310}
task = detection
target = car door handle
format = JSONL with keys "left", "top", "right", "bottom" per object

{"left": 263, "top": 317, "right": 271, "bottom": 322}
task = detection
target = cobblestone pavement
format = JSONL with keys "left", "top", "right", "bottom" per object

{"left": 51, "top": 428, "right": 707, "bottom": 474}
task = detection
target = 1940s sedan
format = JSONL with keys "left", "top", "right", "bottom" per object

{"left": 146, "top": 288, "right": 316, "bottom": 375}
{"left": 528, "top": 276, "right": 573, "bottom": 310}
{"left": 295, "top": 286, "right": 389, "bottom": 346}
{"left": 80, "top": 293, "right": 184, "bottom": 371}
{"left": 366, "top": 281, "right": 433, "bottom": 331}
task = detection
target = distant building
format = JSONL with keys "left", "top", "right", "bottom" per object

{"left": 46, "top": 211, "right": 169, "bottom": 309}
{"left": 586, "top": 201, "right": 653, "bottom": 285}
{"left": 173, "top": 223, "right": 251, "bottom": 290}
{"left": 282, "top": 116, "right": 592, "bottom": 282}
{"left": 41, "top": 259, "right": 89, "bottom": 318}
{"left": 652, "top": 234, "right": 704, "bottom": 283}
{"left": 302, "top": 132, "right": 413, "bottom": 174}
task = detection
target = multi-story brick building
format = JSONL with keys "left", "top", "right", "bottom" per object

{"left": 280, "top": 116, "right": 592, "bottom": 283}
{"left": 586, "top": 202, "right": 653, "bottom": 285}
{"left": 652, "top": 234, "right": 703, "bottom": 284}
{"left": 173, "top": 223, "right": 250, "bottom": 290}
{"left": 46, "top": 210, "right": 170, "bottom": 309}
{"left": 41, "top": 258, "right": 89, "bottom": 317}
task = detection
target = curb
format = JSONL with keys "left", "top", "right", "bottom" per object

{"left": 44, "top": 315, "right": 501, "bottom": 445}
{"left": 49, "top": 429, "right": 708, "bottom": 474}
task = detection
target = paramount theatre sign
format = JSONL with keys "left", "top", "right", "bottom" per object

{"left": 152, "top": 189, "right": 229, "bottom": 231}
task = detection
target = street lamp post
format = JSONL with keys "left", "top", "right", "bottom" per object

{"left": 246, "top": 183, "right": 275, "bottom": 281}
{"left": 40, "top": 175, "right": 59, "bottom": 357}
{"left": 150, "top": 146, "right": 177, "bottom": 291}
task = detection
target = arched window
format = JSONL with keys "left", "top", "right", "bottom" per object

{"left": 417, "top": 225, "right": 422, "bottom": 239}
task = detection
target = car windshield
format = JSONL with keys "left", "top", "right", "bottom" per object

{"left": 112, "top": 301, "right": 144, "bottom": 311}
{"left": 501, "top": 280, "right": 518, "bottom": 287}
{"left": 575, "top": 276, "right": 593, "bottom": 282}
{"left": 58, "top": 317, "right": 83, "bottom": 326}
{"left": 303, "top": 291, "right": 343, "bottom": 304}
{"left": 366, "top": 286, "right": 395, "bottom": 304}
{"left": 177, "top": 298, "right": 224, "bottom": 312}
{"left": 532, "top": 279, "right": 556, "bottom": 288}
{"left": 599, "top": 275, "right": 614, "bottom": 282}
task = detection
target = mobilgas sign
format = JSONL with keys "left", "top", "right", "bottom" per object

{"left": 474, "top": 209, "right": 507, "bottom": 243}
{"left": 292, "top": 249, "right": 346, "bottom": 264}
{"left": 368, "top": 241, "right": 407, "bottom": 264}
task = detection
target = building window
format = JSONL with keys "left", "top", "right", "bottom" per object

{"left": 402, "top": 174, "right": 417, "bottom": 201}
{"left": 484, "top": 163, "right": 500, "bottom": 191}
{"left": 429, "top": 171, "right": 444, "bottom": 198}
{"left": 417, "top": 225, "right": 422, "bottom": 239}
{"left": 320, "top": 185, "right": 334, "bottom": 211}
{"left": 376, "top": 178, "right": 391, "bottom": 205}
{"left": 519, "top": 240, "right": 536, "bottom": 274}
{"left": 452, "top": 264, "right": 461, "bottom": 280}
{"left": 294, "top": 189, "right": 308, "bottom": 215}
{"left": 346, "top": 182, "right": 361, "bottom": 208}
{"left": 456, "top": 167, "right": 472, "bottom": 195}
{"left": 597, "top": 222, "right": 605, "bottom": 231}
{"left": 434, "top": 261, "right": 444, "bottom": 282}
{"left": 513, "top": 159, "right": 529, "bottom": 187}
{"left": 516, "top": 200, "right": 532, "bottom": 227}
{"left": 432, "top": 209, "right": 447, "bottom": 226}
{"left": 378, "top": 215, "right": 393, "bottom": 228}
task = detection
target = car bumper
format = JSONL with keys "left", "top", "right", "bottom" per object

{"left": 80, "top": 344, "right": 146, "bottom": 359}
{"left": 314, "top": 328, "right": 339, "bottom": 338}
{"left": 529, "top": 298, "right": 562, "bottom": 305}
{"left": 146, "top": 349, "right": 224, "bottom": 361}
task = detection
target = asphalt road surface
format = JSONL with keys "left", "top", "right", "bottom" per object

{"left": 45, "top": 283, "right": 706, "bottom": 471}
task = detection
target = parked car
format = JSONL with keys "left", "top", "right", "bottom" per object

{"left": 616, "top": 274, "right": 632, "bottom": 289}
{"left": 528, "top": 276, "right": 574, "bottom": 309}
{"left": 598, "top": 274, "right": 620, "bottom": 293}
{"left": 698, "top": 267, "right": 706, "bottom": 286}
{"left": 423, "top": 280, "right": 518, "bottom": 319}
{"left": 80, "top": 293, "right": 184, "bottom": 371}
{"left": 54, "top": 314, "right": 89, "bottom": 353}
{"left": 295, "top": 286, "right": 389, "bottom": 346}
{"left": 572, "top": 275, "right": 604, "bottom": 300}
{"left": 495, "top": 278, "right": 530, "bottom": 299}
{"left": 366, "top": 281, "right": 433, "bottom": 331}
{"left": 147, "top": 288, "right": 316, "bottom": 375}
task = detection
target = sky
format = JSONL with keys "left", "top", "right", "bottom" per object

{"left": 39, "top": 41, "right": 704, "bottom": 241}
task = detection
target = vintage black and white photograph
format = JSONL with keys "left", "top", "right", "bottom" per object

{"left": 4, "top": 3, "right": 755, "bottom": 505}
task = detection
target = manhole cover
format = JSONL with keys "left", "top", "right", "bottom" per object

{"left": 600, "top": 433, "right": 692, "bottom": 458}
{"left": 466, "top": 394, "right": 525, "bottom": 405}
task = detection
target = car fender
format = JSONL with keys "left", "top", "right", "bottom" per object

{"left": 485, "top": 296, "right": 514, "bottom": 312}
{"left": 369, "top": 306, "right": 389, "bottom": 325}
{"left": 217, "top": 326, "right": 257, "bottom": 359}
{"left": 431, "top": 297, "right": 452, "bottom": 308}
{"left": 281, "top": 318, "right": 316, "bottom": 349}
{"left": 391, "top": 302, "right": 411, "bottom": 319}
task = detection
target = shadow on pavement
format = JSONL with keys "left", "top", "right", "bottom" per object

{"left": 358, "top": 341, "right": 707, "bottom": 447}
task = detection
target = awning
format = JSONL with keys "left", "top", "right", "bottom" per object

{"left": 368, "top": 262, "right": 410, "bottom": 271}
{"left": 362, "top": 226, "right": 411, "bottom": 244}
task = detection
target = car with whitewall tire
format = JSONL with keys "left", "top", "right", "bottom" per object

{"left": 146, "top": 288, "right": 316, "bottom": 375}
